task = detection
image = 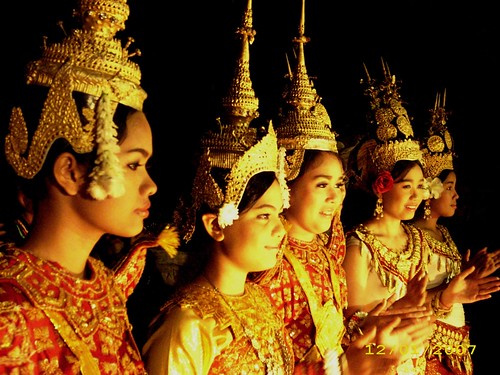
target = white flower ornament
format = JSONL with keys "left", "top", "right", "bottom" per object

{"left": 218, "top": 202, "right": 240, "bottom": 228}
{"left": 423, "top": 177, "right": 444, "bottom": 200}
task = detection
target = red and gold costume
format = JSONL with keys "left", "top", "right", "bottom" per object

{"left": 256, "top": 216, "right": 348, "bottom": 364}
{"left": 0, "top": 242, "right": 152, "bottom": 374}
{"left": 142, "top": 281, "right": 300, "bottom": 375}
{"left": 421, "top": 225, "right": 473, "bottom": 375}
{"left": 346, "top": 222, "right": 431, "bottom": 375}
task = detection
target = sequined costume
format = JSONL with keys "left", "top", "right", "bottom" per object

{"left": 420, "top": 224, "right": 473, "bottom": 375}
{"left": 255, "top": 216, "right": 348, "bottom": 364}
{"left": 0, "top": 242, "right": 152, "bottom": 374}
{"left": 346, "top": 222, "right": 431, "bottom": 375}
{"left": 142, "top": 281, "right": 297, "bottom": 375}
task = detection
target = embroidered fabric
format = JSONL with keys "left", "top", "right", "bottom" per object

{"left": 0, "top": 244, "right": 146, "bottom": 374}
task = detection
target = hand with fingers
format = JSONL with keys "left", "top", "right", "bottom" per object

{"left": 389, "top": 266, "right": 429, "bottom": 310}
{"left": 343, "top": 311, "right": 434, "bottom": 375}
{"left": 440, "top": 265, "right": 500, "bottom": 307}
{"left": 464, "top": 247, "right": 500, "bottom": 279}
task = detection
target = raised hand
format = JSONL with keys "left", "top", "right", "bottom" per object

{"left": 389, "top": 266, "right": 428, "bottom": 310}
{"left": 440, "top": 265, "right": 500, "bottom": 306}
{"left": 464, "top": 247, "right": 500, "bottom": 279}
{"left": 343, "top": 310, "right": 433, "bottom": 375}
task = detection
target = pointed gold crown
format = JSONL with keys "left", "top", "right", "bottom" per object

{"left": 5, "top": 0, "right": 146, "bottom": 198}
{"left": 421, "top": 90, "right": 455, "bottom": 178}
{"left": 354, "top": 59, "right": 422, "bottom": 184}
{"left": 175, "top": 0, "right": 289, "bottom": 242}
{"left": 200, "top": 0, "right": 259, "bottom": 168}
{"left": 275, "top": 0, "right": 338, "bottom": 181}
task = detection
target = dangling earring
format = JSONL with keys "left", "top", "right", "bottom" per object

{"left": 374, "top": 197, "right": 384, "bottom": 220}
{"left": 423, "top": 200, "right": 431, "bottom": 220}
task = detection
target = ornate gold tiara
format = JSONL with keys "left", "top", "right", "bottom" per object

{"left": 354, "top": 60, "right": 422, "bottom": 183}
{"left": 421, "top": 90, "right": 455, "bottom": 179}
{"left": 174, "top": 0, "right": 289, "bottom": 242}
{"left": 275, "top": 1, "right": 338, "bottom": 181}
{"left": 5, "top": 0, "right": 146, "bottom": 199}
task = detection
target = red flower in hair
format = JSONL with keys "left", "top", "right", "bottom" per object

{"left": 372, "top": 171, "right": 394, "bottom": 195}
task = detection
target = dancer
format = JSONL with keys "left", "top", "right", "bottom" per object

{"left": 411, "top": 91, "right": 500, "bottom": 374}
{"left": 252, "top": 5, "right": 433, "bottom": 373}
{"left": 342, "top": 61, "right": 433, "bottom": 375}
{"left": 0, "top": 0, "right": 156, "bottom": 372}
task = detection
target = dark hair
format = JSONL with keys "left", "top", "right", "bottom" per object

{"left": 437, "top": 169, "right": 454, "bottom": 182}
{"left": 289, "top": 149, "right": 343, "bottom": 183}
{"left": 391, "top": 159, "right": 424, "bottom": 182}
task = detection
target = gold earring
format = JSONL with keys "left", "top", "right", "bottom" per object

{"left": 423, "top": 200, "right": 431, "bottom": 220}
{"left": 374, "top": 197, "right": 384, "bottom": 220}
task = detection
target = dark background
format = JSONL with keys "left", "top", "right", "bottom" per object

{"left": 2, "top": 1, "right": 498, "bottom": 372}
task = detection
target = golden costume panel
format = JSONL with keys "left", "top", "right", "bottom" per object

{"left": 258, "top": 218, "right": 347, "bottom": 363}
{"left": 346, "top": 222, "right": 430, "bottom": 375}
{"left": 0, "top": 244, "right": 146, "bottom": 374}
{"left": 422, "top": 225, "right": 473, "bottom": 375}
{"left": 143, "top": 282, "right": 294, "bottom": 375}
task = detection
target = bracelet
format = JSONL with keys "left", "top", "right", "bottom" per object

{"left": 431, "top": 290, "right": 452, "bottom": 319}
{"left": 346, "top": 310, "right": 368, "bottom": 342}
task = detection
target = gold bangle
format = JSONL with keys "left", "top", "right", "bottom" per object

{"left": 431, "top": 290, "right": 452, "bottom": 319}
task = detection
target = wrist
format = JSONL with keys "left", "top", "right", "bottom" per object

{"left": 439, "top": 289, "right": 453, "bottom": 309}
{"left": 431, "top": 290, "right": 452, "bottom": 318}
{"left": 346, "top": 310, "right": 368, "bottom": 343}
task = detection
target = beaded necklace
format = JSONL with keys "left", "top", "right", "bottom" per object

{"left": 203, "top": 276, "right": 293, "bottom": 375}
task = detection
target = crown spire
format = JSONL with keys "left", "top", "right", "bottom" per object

{"left": 220, "top": 0, "right": 259, "bottom": 122}
{"left": 421, "top": 89, "right": 455, "bottom": 178}
{"left": 284, "top": 0, "right": 315, "bottom": 110}
{"left": 275, "top": 0, "right": 338, "bottom": 180}
{"left": 175, "top": 0, "right": 289, "bottom": 241}
{"left": 350, "top": 59, "right": 422, "bottom": 189}
{"left": 200, "top": 0, "right": 260, "bottom": 169}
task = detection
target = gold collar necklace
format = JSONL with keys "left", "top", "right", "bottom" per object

{"left": 203, "top": 275, "right": 292, "bottom": 374}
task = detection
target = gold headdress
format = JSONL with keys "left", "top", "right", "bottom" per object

{"left": 275, "top": 0, "right": 338, "bottom": 181}
{"left": 4, "top": 0, "right": 146, "bottom": 200}
{"left": 352, "top": 59, "right": 422, "bottom": 186}
{"left": 421, "top": 90, "right": 455, "bottom": 179}
{"left": 175, "top": 0, "right": 289, "bottom": 242}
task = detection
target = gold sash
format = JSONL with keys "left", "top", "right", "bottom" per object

{"left": 44, "top": 309, "right": 101, "bottom": 375}
{"left": 284, "top": 248, "right": 345, "bottom": 360}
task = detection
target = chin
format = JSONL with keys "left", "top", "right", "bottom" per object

{"left": 115, "top": 224, "right": 143, "bottom": 239}
{"left": 317, "top": 218, "right": 332, "bottom": 232}
{"left": 403, "top": 213, "right": 417, "bottom": 221}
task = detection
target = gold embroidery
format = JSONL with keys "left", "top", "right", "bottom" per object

{"left": 350, "top": 223, "right": 430, "bottom": 293}
{"left": 422, "top": 225, "right": 461, "bottom": 280}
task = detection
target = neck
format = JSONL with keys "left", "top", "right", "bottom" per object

{"left": 22, "top": 217, "right": 99, "bottom": 279}
{"left": 413, "top": 216, "right": 438, "bottom": 230}
{"left": 284, "top": 221, "right": 316, "bottom": 243}
{"left": 365, "top": 216, "right": 402, "bottom": 236}
{"left": 203, "top": 266, "right": 247, "bottom": 296}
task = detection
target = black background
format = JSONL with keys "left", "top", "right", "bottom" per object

{"left": 2, "top": 1, "right": 498, "bottom": 372}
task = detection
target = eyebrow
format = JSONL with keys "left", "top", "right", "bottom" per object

{"left": 124, "top": 148, "right": 151, "bottom": 158}
{"left": 312, "top": 173, "right": 347, "bottom": 181}
{"left": 253, "top": 203, "right": 282, "bottom": 211}
{"left": 398, "top": 177, "right": 424, "bottom": 183}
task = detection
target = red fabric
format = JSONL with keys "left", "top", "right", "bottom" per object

{"left": 259, "top": 227, "right": 347, "bottom": 362}
{"left": 0, "top": 244, "right": 146, "bottom": 374}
